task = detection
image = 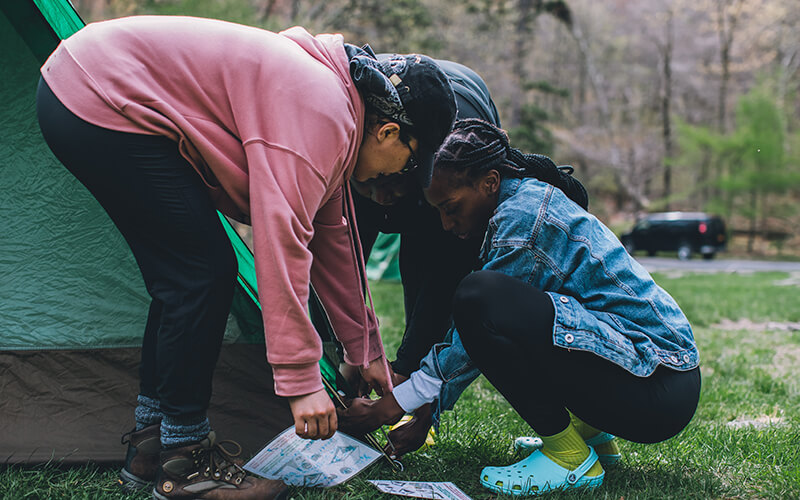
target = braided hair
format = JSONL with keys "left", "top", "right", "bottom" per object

{"left": 434, "top": 119, "right": 589, "bottom": 210}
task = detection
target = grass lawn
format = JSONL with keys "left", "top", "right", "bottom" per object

{"left": 2, "top": 271, "right": 799, "bottom": 499}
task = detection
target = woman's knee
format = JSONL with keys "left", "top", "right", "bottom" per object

{"left": 184, "top": 233, "right": 237, "bottom": 296}
{"left": 452, "top": 270, "right": 506, "bottom": 323}
{"left": 453, "top": 270, "right": 555, "bottom": 348}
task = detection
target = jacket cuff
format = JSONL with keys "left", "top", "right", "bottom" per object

{"left": 272, "top": 362, "right": 324, "bottom": 397}
{"left": 342, "top": 328, "right": 383, "bottom": 366}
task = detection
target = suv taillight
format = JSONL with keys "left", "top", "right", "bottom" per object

{"left": 698, "top": 222, "right": 707, "bottom": 234}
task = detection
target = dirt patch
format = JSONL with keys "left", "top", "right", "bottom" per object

{"left": 773, "top": 271, "right": 800, "bottom": 286}
{"left": 772, "top": 345, "right": 800, "bottom": 379}
{"left": 711, "top": 319, "right": 800, "bottom": 380}
{"left": 726, "top": 414, "right": 787, "bottom": 429}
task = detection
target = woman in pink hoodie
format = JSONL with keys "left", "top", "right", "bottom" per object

{"left": 36, "top": 15, "right": 456, "bottom": 499}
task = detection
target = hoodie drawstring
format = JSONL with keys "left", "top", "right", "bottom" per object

{"left": 343, "top": 180, "right": 394, "bottom": 393}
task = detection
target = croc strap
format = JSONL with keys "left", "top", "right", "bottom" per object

{"left": 566, "top": 446, "right": 600, "bottom": 485}
{"left": 584, "top": 432, "right": 616, "bottom": 447}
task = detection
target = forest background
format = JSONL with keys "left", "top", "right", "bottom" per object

{"left": 71, "top": 0, "right": 800, "bottom": 257}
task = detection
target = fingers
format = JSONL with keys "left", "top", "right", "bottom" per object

{"left": 335, "top": 397, "right": 383, "bottom": 436}
{"left": 357, "top": 377, "right": 371, "bottom": 397}
{"left": 384, "top": 429, "right": 414, "bottom": 458}
{"left": 305, "top": 418, "right": 318, "bottom": 440}
{"left": 294, "top": 415, "right": 307, "bottom": 438}
{"left": 296, "top": 412, "right": 336, "bottom": 440}
{"left": 288, "top": 389, "right": 337, "bottom": 440}
{"left": 383, "top": 410, "right": 431, "bottom": 458}
{"left": 328, "top": 408, "right": 338, "bottom": 439}
{"left": 358, "top": 357, "right": 393, "bottom": 397}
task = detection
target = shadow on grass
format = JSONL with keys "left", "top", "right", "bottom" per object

{"left": 597, "top": 461, "right": 730, "bottom": 500}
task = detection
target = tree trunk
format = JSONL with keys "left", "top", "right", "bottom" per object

{"left": 510, "top": 0, "right": 537, "bottom": 128}
{"left": 714, "top": 0, "right": 743, "bottom": 208}
{"left": 256, "top": 0, "right": 279, "bottom": 23}
{"left": 291, "top": 0, "right": 301, "bottom": 22}
{"left": 661, "top": 8, "right": 674, "bottom": 210}
{"left": 747, "top": 189, "right": 757, "bottom": 253}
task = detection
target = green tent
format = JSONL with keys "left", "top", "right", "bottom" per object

{"left": 0, "top": 0, "right": 300, "bottom": 464}
{"left": 365, "top": 233, "right": 401, "bottom": 281}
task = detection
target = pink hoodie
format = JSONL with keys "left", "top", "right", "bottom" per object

{"left": 41, "top": 16, "right": 383, "bottom": 397}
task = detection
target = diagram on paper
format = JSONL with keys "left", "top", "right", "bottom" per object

{"left": 368, "top": 480, "right": 472, "bottom": 500}
{"left": 244, "top": 427, "right": 381, "bottom": 487}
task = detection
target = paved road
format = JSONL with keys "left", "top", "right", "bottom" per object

{"left": 635, "top": 256, "right": 800, "bottom": 273}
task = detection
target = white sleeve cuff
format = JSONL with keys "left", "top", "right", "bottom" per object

{"left": 391, "top": 369, "right": 442, "bottom": 413}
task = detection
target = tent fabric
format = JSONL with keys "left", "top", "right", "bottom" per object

{"left": 0, "top": 5, "right": 264, "bottom": 350}
{"left": 365, "top": 233, "right": 401, "bottom": 281}
{"left": 0, "top": 345, "right": 290, "bottom": 463}
{"left": 32, "top": 0, "right": 82, "bottom": 40}
{"left": 0, "top": 0, "right": 295, "bottom": 464}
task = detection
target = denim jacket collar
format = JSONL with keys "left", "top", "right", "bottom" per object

{"left": 497, "top": 176, "right": 522, "bottom": 205}
{"left": 480, "top": 176, "right": 523, "bottom": 260}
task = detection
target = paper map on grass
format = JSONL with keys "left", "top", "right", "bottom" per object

{"left": 243, "top": 427, "right": 381, "bottom": 487}
{"left": 368, "top": 480, "right": 472, "bottom": 499}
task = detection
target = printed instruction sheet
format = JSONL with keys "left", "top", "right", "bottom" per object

{"left": 368, "top": 480, "right": 473, "bottom": 499}
{"left": 244, "top": 427, "right": 381, "bottom": 487}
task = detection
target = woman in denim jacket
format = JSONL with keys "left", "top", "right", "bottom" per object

{"left": 339, "top": 119, "right": 701, "bottom": 496}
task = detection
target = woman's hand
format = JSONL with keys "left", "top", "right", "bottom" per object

{"left": 337, "top": 393, "right": 405, "bottom": 436}
{"left": 287, "top": 389, "right": 337, "bottom": 440}
{"left": 384, "top": 403, "right": 433, "bottom": 458}
{"left": 343, "top": 360, "right": 407, "bottom": 397}
{"left": 358, "top": 356, "right": 393, "bottom": 396}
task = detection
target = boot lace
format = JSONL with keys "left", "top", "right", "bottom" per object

{"left": 188, "top": 440, "right": 247, "bottom": 485}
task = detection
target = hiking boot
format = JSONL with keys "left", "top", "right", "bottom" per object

{"left": 152, "top": 431, "right": 288, "bottom": 500}
{"left": 119, "top": 423, "right": 161, "bottom": 490}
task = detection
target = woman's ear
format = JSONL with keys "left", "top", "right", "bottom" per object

{"left": 482, "top": 169, "right": 501, "bottom": 195}
{"left": 376, "top": 121, "right": 401, "bottom": 143}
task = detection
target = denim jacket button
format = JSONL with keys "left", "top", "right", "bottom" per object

{"left": 559, "top": 296, "right": 569, "bottom": 304}
{"left": 683, "top": 354, "right": 690, "bottom": 363}
{"left": 670, "top": 355, "right": 679, "bottom": 364}
{"left": 564, "top": 333, "right": 575, "bottom": 343}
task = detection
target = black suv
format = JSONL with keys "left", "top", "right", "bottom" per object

{"left": 621, "top": 212, "right": 727, "bottom": 260}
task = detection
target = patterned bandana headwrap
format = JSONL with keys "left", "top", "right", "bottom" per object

{"left": 345, "top": 44, "right": 413, "bottom": 128}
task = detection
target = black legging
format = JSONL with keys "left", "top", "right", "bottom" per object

{"left": 453, "top": 270, "right": 700, "bottom": 443}
{"left": 36, "top": 78, "right": 237, "bottom": 418}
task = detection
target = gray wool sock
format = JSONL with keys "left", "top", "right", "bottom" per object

{"left": 161, "top": 413, "right": 211, "bottom": 449}
{"left": 134, "top": 394, "right": 163, "bottom": 430}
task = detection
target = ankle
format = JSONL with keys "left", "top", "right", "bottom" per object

{"left": 568, "top": 412, "right": 601, "bottom": 441}
{"left": 594, "top": 438, "right": 620, "bottom": 457}
{"left": 541, "top": 425, "right": 589, "bottom": 466}
{"left": 540, "top": 424, "right": 603, "bottom": 477}
{"left": 135, "top": 394, "right": 163, "bottom": 430}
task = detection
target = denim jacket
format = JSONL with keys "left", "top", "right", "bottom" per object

{"left": 420, "top": 177, "right": 699, "bottom": 427}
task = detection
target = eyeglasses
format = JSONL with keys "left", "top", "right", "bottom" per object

{"left": 400, "top": 142, "right": 418, "bottom": 175}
